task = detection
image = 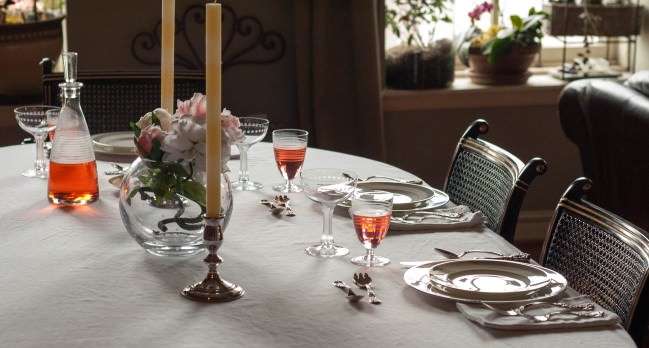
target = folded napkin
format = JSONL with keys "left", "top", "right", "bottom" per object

{"left": 390, "top": 205, "right": 486, "bottom": 231}
{"left": 457, "top": 295, "right": 621, "bottom": 330}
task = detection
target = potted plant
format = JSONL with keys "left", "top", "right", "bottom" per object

{"left": 384, "top": 0, "right": 454, "bottom": 89}
{"left": 456, "top": 3, "right": 549, "bottom": 85}
{"left": 0, "top": 0, "right": 65, "bottom": 96}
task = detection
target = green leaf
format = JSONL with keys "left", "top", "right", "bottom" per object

{"left": 510, "top": 15, "right": 523, "bottom": 30}
{"left": 130, "top": 122, "right": 141, "bottom": 138}
{"left": 485, "top": 36, "right": 514, "bottom": 64}
{"left": 151, "top": 110, "right": 161, "bottom": 127}
{"left": 149, "top": 138, "right": 163, "bottom": 162}
{"left": 182, "top": 181, "right": 206, "bottom": 208}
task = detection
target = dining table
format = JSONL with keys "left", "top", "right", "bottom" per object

{"left": 0, "top": 141, "right": 636, "bottom": 348}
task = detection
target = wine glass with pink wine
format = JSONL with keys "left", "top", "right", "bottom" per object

{"left": 350, "top": 190, "right": 394, "bottom": 266}
{"left": 272, "top": 129, "right": 308, "bottom": 193}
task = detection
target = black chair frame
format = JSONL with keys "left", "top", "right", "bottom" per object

{"left": 541, "top": 177, "right": 649, "bottom": 345}
{"left": 443, "top": 119, "right": 547, "bottom": 242}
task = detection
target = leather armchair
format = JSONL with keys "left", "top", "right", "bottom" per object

{"left": 558, "top": 71, "right": 649, "bottom": 231}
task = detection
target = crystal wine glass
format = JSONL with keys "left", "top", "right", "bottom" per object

{"left": 350, "top": 190, "right": 394, "bottom": 266}
{"left": 232, "top": 116, "right": 270, "bottom": 191}
{"left": 301, "top": 168, "right": 358, "bottom": 257}
{"left": 45, "top": 108, "right": 60, "bottom": 155}
{"left": 14, "top": 105, "right": 61, "bottom": 178}
{"left": 273, "top": 129, "right": 308, "bottom": 193}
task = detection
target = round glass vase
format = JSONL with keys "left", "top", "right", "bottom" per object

{"left": 119, "top": 157, "right": 233, "bottom": 257}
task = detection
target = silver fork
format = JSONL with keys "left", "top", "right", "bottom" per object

{"left": 402, "top": 211, "right": 464, "bottom": 219}
{"left": 274, "top": 195, "right": 296, "bottom": 217}
{"left": 482, "top": 302, "right": 596, "bottom": 316}
{"left": 527, "top": 310, "right": 605, "bottom": 322}
{"left": 353, "top": 273, "right": 381, "bottom": 304}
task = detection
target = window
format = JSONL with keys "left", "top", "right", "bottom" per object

{"left": 384, "top": 0, "right": 618, "bottom": 70}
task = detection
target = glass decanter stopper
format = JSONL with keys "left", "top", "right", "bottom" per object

{"left": 47, "top": 52, "right": 99, "bottom": 205}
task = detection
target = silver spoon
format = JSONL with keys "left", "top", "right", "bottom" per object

{"left": 433, "top": 247, "right": 531, "bottom": 262}
{"left": 353, "top": 273, "right": 382, "bottom": 305}
{"left": 332, "top": 280, "right": 364, "bottom": 302}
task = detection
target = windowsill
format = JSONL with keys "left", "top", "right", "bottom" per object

{"left": 382, "top": 71, "right": 568, "bottom": 112}
{"left": 383, "top": 67, "right": 632, "bottom": 112}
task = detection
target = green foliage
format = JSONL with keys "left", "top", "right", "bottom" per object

{"left": 127, "top": 160, "right": 206, "bottom": 209}
{"left": 457, "top": 7, "right": 549, "bottom": 66}
{"left": 385, "top": 0, "right": 453, "bottom": 49}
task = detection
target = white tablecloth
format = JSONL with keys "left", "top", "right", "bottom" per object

{"left": 0, "top": 143, "right": 635, "bottom": 348}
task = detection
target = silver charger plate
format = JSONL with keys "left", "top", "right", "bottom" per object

{"left": 340, "top": 182, "right": 449, "bottom": 211}
{"left": 428, "top": 259, "right": 554, "bottom": 299}
{"left": 404, "top": 260, "right": 567, "bottom": 303}
{"left": 92, "top": 131, "right": 136, "bottom": 156}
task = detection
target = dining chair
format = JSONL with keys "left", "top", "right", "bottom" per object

{"left": 443, "top": 119, "right": 547, "bottom": 242}
{"left": 540, "top": 177, "right": 649, "bottom": 346}
{"left": 41, "top": 57, "right": 205, "bottom": 134}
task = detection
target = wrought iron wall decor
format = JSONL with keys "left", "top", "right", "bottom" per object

{"left": 130, "top": 3, "right": 286, "bottom": 72}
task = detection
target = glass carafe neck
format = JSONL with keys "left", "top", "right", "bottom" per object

{"left": 59, "top": 81, "right": 83, "bottom": 100}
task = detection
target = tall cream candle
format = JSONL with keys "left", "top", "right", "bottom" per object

{"left": 161, "top": 0, "right": 175, "bottom": 112}
{"left": 205, "top": 3, "right": 222, "bottom": 217}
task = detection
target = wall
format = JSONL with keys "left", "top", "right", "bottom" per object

{"left": 66, "top": 0, "right": 298, "bottom": 130}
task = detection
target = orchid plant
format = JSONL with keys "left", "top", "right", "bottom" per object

{"left": 128, "top": 93, "right": 245, "bottom": 213}
{"left": 456, "top": 2, "right": 549, "bottom": 66}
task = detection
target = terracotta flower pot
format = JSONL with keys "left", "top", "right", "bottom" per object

{"left": 467, "top": 44, "right": 540, "bottom": 85}
{"left": 0, "top": 15, "right": 64, "bottom": 96}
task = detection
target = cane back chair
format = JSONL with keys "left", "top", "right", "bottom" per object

{"left": 41, "top": 57, "right": 205, "bottom": 134}
{"left": 540, "top": 177, "right": 649, "bottom": 345}
{"left": 443, "top": 119, "right": 547, "bottom": 242}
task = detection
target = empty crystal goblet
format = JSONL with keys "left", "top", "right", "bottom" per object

{"left": 232, "top": 116, "right": 270, "bottom": 191}
{"left": 14, "top": 105, "right": 61, "bottom": 178}
{"left": 301, "top": 168, "right": 358, "bottom": 257}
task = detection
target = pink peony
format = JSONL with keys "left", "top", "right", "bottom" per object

{"left": 137, "top": 124, "right": 164, "bottom": 157}
{"left": 175, "top": 93, "right": 207, "bottom": 124}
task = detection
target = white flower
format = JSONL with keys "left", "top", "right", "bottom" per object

{"left": 136, "top": 108, "right": 173, "bottom": 132}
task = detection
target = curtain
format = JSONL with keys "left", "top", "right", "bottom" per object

{"left": 293, "top": 0, "right": 385, "bottom": 161}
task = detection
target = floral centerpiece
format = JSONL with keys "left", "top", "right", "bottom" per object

{"left": 456, "top": 2, "right": 549, "bottom": 85}
{"left": 119, "top": 93, "right": 245, "bottom": 257}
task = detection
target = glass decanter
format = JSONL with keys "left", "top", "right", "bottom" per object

{"left": 48, "top": 52, "right": 99, "bottom": 205}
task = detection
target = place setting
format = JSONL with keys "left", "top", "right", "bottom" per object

{"left": 401, "top": 248, "right": 621, "bottom": 330}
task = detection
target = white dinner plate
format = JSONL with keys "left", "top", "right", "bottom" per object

{"left": 403, "top": 261, "right": 567, "bottom": 303}
{"left": 340, "top": 182, "right": 449, "bottom": 211}
{"left": 427, "top": 259, "right": 553, "bottom": 299}
{"left": 92, "top": 131, "right": 136, "bottom": 156}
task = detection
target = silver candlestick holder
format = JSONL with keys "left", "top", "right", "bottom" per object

{"left": 181, "top": 214, "right": 244, "bottom": 302}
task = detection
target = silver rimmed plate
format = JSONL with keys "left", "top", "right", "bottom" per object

{"left": 340, "top": 182, "right": 449, "bottom": 211}
{"left": 404, "top": 260, "right": 567, "bottom": 303}
{"left": 92, "top": 131, "right": 136, "bottom": 156}
{"left": 428, "top": 259, "right": 553, "bottom": 299}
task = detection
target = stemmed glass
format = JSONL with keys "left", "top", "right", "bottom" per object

{"left": 232, "top": 116, "right": 270, "bottom": 191}
{"left": 350, "top": 191, "right": 394, "bottom": 266}
{"left": 273, "top": 129, "right": 308, "bottom": 193}
{"left": 14, "top": 106, "right": 61, "bottom": 178}
{"left": 301, "top": 168, "right": 358, "bottom": 257}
